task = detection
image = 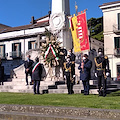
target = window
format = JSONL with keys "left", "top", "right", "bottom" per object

{"left": 12, "top": 43, "right": 21, "bottom": 58}
{"left": 28, "top": 41, "right": 36, "bottom": 50}
{"left": 117, "top": 65, "right": 120, "bottom": 81}
{"left": 114, "top": 37, "right": 120, "bottom": 48}
{"left": 0, "top": 45, "right": 5, "bottom": 58}
{"left": 118, "top": 13, "right": 120, "bottom": 30}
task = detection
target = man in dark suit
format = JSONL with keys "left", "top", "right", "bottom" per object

{"left": 94, "top": 48, "right": 110, "bottom": 97}
{"left": 78, "top": 54, "right": 92, "bottom": 95}
{"left": 32, "top": 57, "right": 42, "bottom": 94}
{"left": 24, "top": 55, "right": 34, "bottom": 85}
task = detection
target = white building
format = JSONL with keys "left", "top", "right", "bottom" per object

{"left": 100, "top": 1, "right": 120, "bottom": 80}
{"left": 0, "top": 0, "right": 72, "bottom": 77}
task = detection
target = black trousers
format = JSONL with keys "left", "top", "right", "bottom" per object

{"left": 25, "top": 72, "right": 32, "bottom": 85}
{"left": 97, "top": 75, "right": 107, "bottom": 96}
{"left": 66, "top": 72, "right": 74, "bottom": 94}
{"left": 82, "top": 80, "right": 89, "bottom": 95}
{"left": 34, "top": 80, "right": 40, "bottom": 94}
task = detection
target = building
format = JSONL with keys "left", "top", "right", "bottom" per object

{"left": 100, "top": 1, "right": 120, "bottom": 80}
{"left": 0, "top": 0, "right": 72, "bottom": 77}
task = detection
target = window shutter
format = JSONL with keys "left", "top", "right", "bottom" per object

{"left": 28, "top": 41, "right": 31, "bottom": 49}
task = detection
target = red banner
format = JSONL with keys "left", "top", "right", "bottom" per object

{"left": 77, "top": 12, "right": 90, "bottom": 51}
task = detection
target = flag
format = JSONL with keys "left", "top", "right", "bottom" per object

{"left": 70, "top": 14, "right": 81, "bottom": 52}
{"left": 77, "top": 12, "right": 90, "bottom": 51}
{"left": 68, "top": 16, "right": 74, "bottom": 30}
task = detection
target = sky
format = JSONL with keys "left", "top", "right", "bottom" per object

{"left": 0, "top": 0, "right": 117, "bottom": 27}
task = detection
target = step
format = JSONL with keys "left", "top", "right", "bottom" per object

{"left": 89, "top": 80, "right": 98, "bottom": 85}
{"left": 4, "top": 81, "right": 26, "bottom": 86}
{"left": 48, "top": 89, "right": 68, "bottom": 94}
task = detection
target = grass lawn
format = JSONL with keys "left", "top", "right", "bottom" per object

{"left": 0, "top": 91, "right": 120, "bottom": 109}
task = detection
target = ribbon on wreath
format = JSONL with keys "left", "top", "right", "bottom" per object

{"left": 44, "top": 44, "right": 59, "bottom": 61}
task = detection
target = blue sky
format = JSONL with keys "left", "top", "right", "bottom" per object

{"left": 0, "top": 0, "right": 117, "bottom": 27}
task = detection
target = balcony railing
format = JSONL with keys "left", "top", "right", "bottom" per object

{"left": 9, "top": 51, "right": 22, "bottom": 58}
{"left": 0, "top": 53, "right": 5, "bottom": 59}
{"left": 113, "top": 24, "right": 120, "bottom": 33}
{"left": 114, "top": 48, "right": 120, "bottom": 56}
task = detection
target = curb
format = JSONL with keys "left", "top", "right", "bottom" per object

{"left": 0, "top": 104, "right": 120, "bottom": 120}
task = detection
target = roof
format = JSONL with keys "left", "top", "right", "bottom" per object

{"left": 99, "top": 1, "right": 120, "bottom": 7}
{"left": 0, "top": 15, "right": 49, "bottom": 34}
{"left": 0, "top": 24, "right": 11, "bottom": 30}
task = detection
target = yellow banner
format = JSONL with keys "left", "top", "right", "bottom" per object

{"left": 70, "top": 14, "right": 81, "bottom": 52}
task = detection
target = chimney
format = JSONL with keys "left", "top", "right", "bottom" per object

{"left": 31, "top": 16, "right": 35, "bottom": 24}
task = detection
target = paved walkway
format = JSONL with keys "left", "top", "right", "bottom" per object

{"left": 0, "top": 104, "right": 120, "bottom": 120}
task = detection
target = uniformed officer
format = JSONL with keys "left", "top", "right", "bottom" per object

{"left": 68, "top": 49, "right": 76, "bottom": 84}
{"left": 64, "top": 56, "right": 74, "bottom": 94}
{"left": 94, "top": 48, "right": 110, "bottom": 97}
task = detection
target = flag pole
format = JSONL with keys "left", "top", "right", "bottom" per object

{"left": 75, "top": 1, "right": 78, "bottom": 16}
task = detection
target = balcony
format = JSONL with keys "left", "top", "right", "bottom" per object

{"left": 9, "top": 51, "right": 22, "bottom": 59}
{"left": 0, "top": 53, "right": 5, "bottom": 59}
{"left": 113, "top": 24, "right": 120, "bottom": 33}
{"left": 114, "top": 48, "right": 120, "bottom": 56}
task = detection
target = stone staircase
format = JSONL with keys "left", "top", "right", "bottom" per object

{"left": 0, "top": 52, "right": 120, "bottom": 94}
{"left": 0, "top": 65, "right": 120, "bottom": 94}
{"left": 1, "top": 77, "right": 119, "bottom": 94}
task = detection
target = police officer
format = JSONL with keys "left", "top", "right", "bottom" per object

{"left": 68, "top": 49, "right": 76, "bottom": 84}
{"left": 64, "top": 56, "right": 74, "bottom": 94}
{"left": 94, "top": 48, "right": 110, "bottom": 97}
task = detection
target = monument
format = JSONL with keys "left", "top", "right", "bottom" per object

{"left": 50, "top": 0, "right": 72, "bottom": 50}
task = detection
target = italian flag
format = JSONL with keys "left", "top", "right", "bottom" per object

{"left": 68, "top": 16, "right": 73, "bottom": 29}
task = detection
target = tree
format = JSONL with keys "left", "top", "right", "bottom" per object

{"left": 87, "top": 17, "right": 103, "bottom": 41}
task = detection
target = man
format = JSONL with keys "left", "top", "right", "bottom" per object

{"left": 24, "top": 55, "right": 34, "bottom": 85}
{"left": 0, "top": 58, "right": 4, "bottom": 85}
{"left": 78, "top": 54, "right": 92, "bottom": 95}
{"left": 68, "top": 49, "right": 76, "bottom": 84}
{"left": 32, "top": 57, "right": 42, "bottom": 94}
{"left": 64, "top": 56, "right": 74, "bottom": 94}
{"left": 94, "top": 48, "right": 110, "bottom": 97}
{"left": 59, "top": 47, "right": 67, "bottom": 78}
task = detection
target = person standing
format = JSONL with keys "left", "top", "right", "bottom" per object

{"left": 32, "top": 57, "right": 42, "bottom": 95}
{"left": 64, "top": 56, "right": 74, "bottom": 94}
{"left": 24, "top": 55, "right": 34, "bottom": 85}
{"left": 94, "top": 48, "right": 110, "bottom": 97}
{"left": 68, "top": 49, "right": 76, "bottom": 84}
{"left": 78, "top": 54, "right": 92, "bottom": 95}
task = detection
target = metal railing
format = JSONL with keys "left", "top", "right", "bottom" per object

{"left": 9, "top": 51, "right": 22, "bottom": 58}
{"left": 0, "top": 53, "right": 5, "bottom": 59}
{"left": 114, "top": 48, "right": 120, "bottom": 56}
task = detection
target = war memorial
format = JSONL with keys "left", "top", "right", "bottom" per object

{"left": 0, "top": 0, "right": 120, "bottom": 120}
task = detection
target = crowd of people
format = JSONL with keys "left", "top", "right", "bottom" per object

{"left": 24, "top": 47, "right": 110, "bottom": 97}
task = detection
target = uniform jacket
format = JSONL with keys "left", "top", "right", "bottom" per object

{"left": 24, "top": 59, "right": 34, "bottom": 73}
{"left": 32, "top": 62, "right": 42, "bottom": 81}
{"left": 70, "top": 53, "right": 76, "bottom": 63}
{"left": 94, "top": 55, "right": 109, "bottom": 76}
{"left": 78, "top": 59, "right": 92, "bottom": 81}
